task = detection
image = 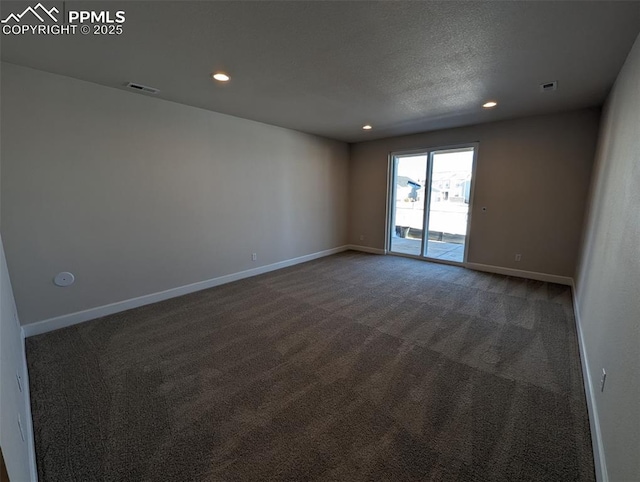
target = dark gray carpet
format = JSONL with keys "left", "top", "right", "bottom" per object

{"left": 27, "top": 251, "right": 595, "bottom": 481}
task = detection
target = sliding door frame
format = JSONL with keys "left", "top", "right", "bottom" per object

{"left": 386, "top": 142, "right": 479, "bottom": 266}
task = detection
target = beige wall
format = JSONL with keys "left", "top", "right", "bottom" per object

{"left": 0, "top": 63, "right": 349, "bottom": 325}
{"left": 349, "top": 109, "right": 600, "bottom": 277}
{"left": 575, "top": 34, "right": 640, "bottom": 482}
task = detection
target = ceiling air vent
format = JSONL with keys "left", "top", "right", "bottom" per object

{"left": 126, "top": 82, "right": 160, "bottom": 94}
{"left": 539, "top": 81, "right": 557, "bottom": 92}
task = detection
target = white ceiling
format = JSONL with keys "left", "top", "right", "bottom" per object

{"left": 2, "top": 1, "right": 639, "bottom": 142}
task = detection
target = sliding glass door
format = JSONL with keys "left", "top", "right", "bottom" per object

{"left": 388, "top": 145, "right": 476, "bottom": 263}
{"left": 389, "top": 154, "right": 428, "bottom": 256}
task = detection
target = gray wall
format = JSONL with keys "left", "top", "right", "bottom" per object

{"left": 0, "top": 63, "right": 349, "bottom": 325}
{"left": 0, "top": 236, "right": 33, "bottom": 481}
{"left": 1, "top": 86, "right": 34, "bottom": 481}
{"left": 349, "top": 109, "right": 600, "bottom": 277}
{"left": 575, "top": 34, "right": 640, "bottom": 482}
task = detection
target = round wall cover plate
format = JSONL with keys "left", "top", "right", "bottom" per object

{"left": 54, "top": 272, "right": 75, "bottom": 287}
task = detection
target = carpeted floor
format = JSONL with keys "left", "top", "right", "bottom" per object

{"left": 26, "top": 251, "right": 595, "bottom": 481}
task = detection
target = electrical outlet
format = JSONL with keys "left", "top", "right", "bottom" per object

{"left": 515, "top": 254, "right": 522, "bottom": 262}
{"left": 16, "top": 372, "right": 22, "bottom": 393}
{"left": 600, "top": 369, "right": 607, "bottom": 392}
{"left": 359, "top": 234, "right": 365, "bottom": 241}
{"left": 251, "top": 253, "right": 257, "bottom": 261}
{"left": 17, "top": 413, "right": 25, "bottom": 442}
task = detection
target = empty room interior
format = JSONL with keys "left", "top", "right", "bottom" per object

{"left": 1, "top": 1, "right": 639, "bottom": 481}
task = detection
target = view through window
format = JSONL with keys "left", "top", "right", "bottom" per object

{"left": 390, "top": 146, "right": 475, "bottom": 263}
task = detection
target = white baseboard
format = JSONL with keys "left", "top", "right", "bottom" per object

{"left": 347, "top": 244, "right": 386, "bottom": 255}
{"left": 23, "top": 245, "right": 350, "bottom": 337}
{"left": 19, "top": 325, "right": 38, "bottom": 481}
{"left": 465, "top": 262, "right": 573, "bottom": 286}
{"left": 571, "top": 281, "right": 608, "bottom": 482}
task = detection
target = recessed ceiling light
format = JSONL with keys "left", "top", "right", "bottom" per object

{"left": 362, "top": 125, "right": 373, "bottom": 130}
{"left": 482, "top": 101, "right": 497, "bottom": 108}
{"left": 212, "top": 72, "right": 230, "bottom": 82}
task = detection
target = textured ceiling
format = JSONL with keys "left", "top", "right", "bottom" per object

{"left": 2, "top": 1, "right": 639, "bottom": 142}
